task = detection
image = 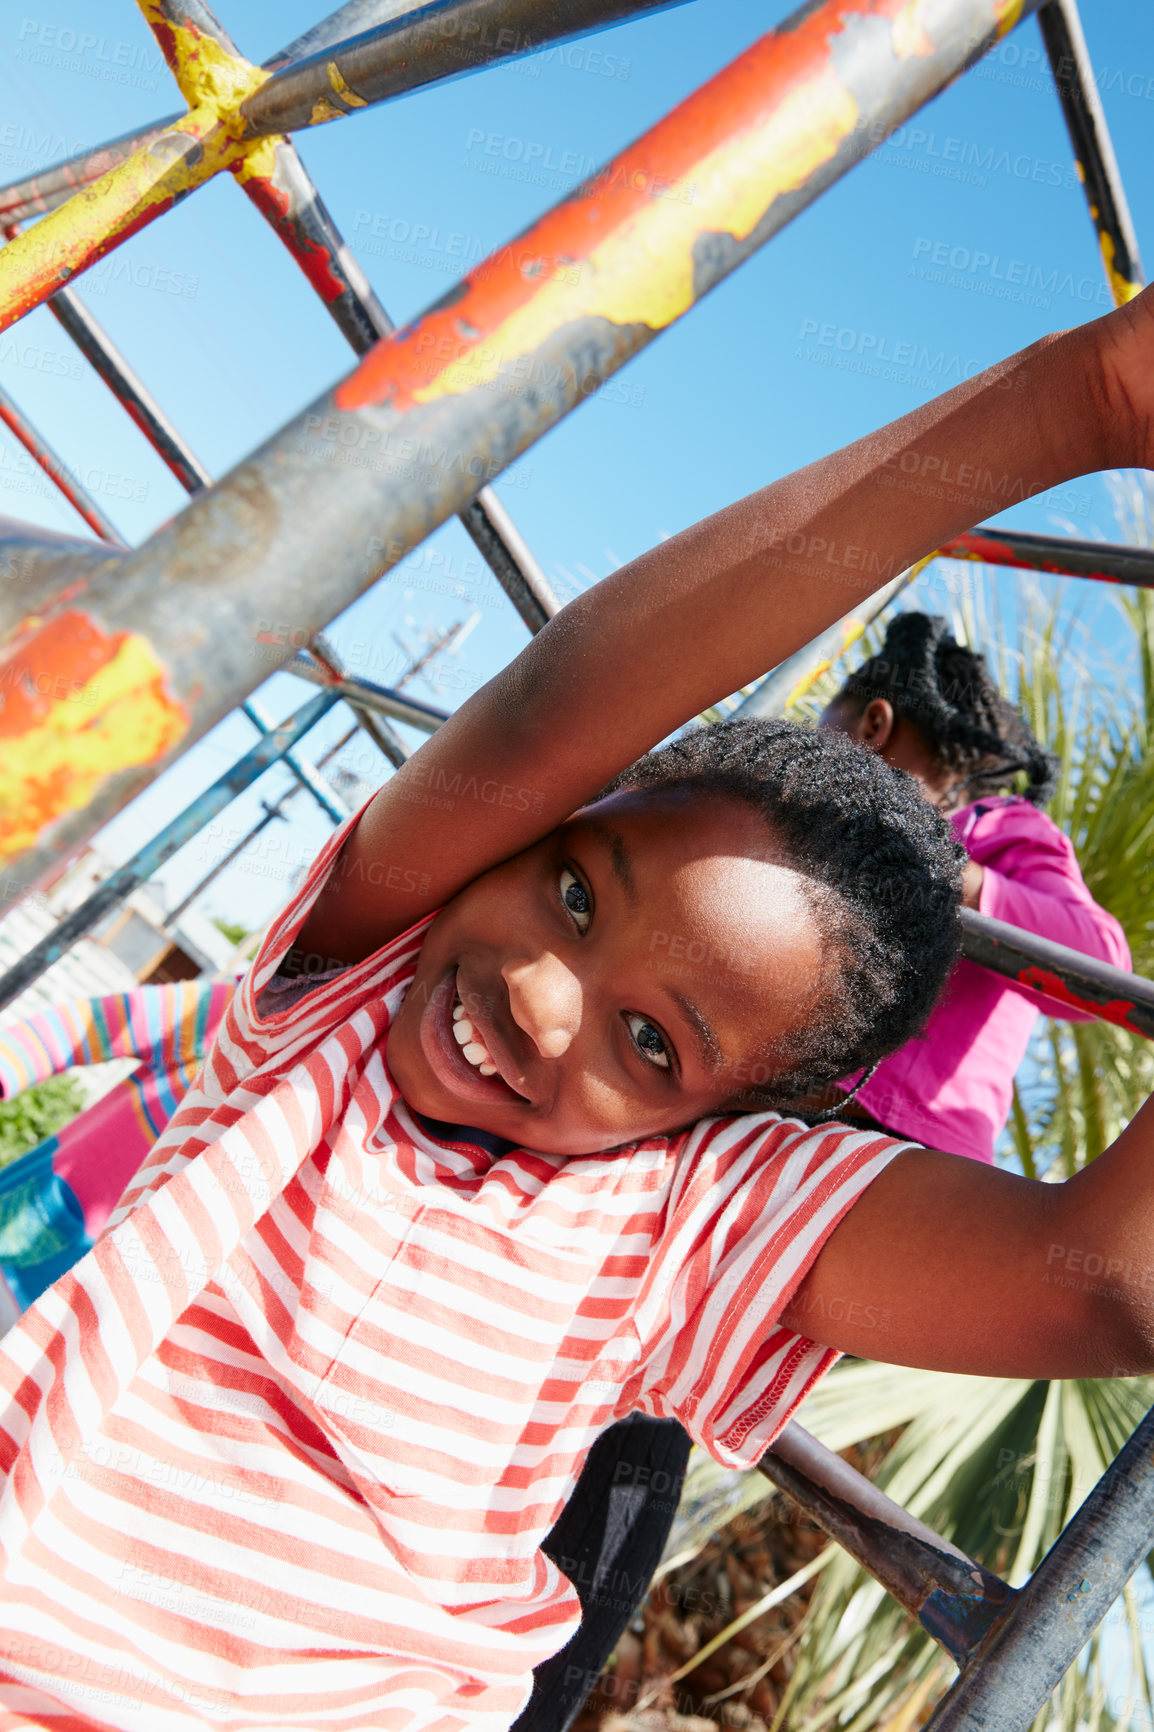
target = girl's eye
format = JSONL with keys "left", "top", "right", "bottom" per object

{"left": 624, "top": 1012, "right": 671, "bottom": 1071}
{"left": 559, "top": 866, "right": 592, "bottom": 933}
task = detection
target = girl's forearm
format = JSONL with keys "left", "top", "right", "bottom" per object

{"left": 501, "top": 317, "right": 1113, "bottom": 765}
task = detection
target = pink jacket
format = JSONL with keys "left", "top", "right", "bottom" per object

{"left": 853, "top": 796, "right": 1131, "bottom": 1164}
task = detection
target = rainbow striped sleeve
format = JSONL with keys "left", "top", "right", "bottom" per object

{"left": 0, "top": 981, "right": 235, "bottom": 1098}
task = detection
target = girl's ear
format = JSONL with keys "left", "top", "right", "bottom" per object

{"left": 858, "top": 699, "right": 896, "bottom": 752}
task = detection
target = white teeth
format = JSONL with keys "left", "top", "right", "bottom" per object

{"left": 451, "top": 993, "right": 498, "bottom": 1076}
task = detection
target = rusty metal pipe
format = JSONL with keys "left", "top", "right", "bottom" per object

{"left": 1037, "top": 0, "right": 1144, "bottom": 306}
{"left": 760, "top": 1424, "right": 1014, "bottom": 1667}
{"left": 38, "top": 280, "right": 212, "bottom": 495}
{"left": 0, "top": 690, "right": 339, "bottom": 1012}
{"left": 925, "top": 1401, "right": 1154, "bottom": 1728}
{"left": 0, "top": 0, "right": 1041, "bottom": 894}
{"left": 0, "top": 386, "right": 126, "bottom": 545}
{"left": 290, "top": 653, "right": 450, "bottom": 735}
{"left": 236, "top": 0, "right": 684, "bottom": 136}
{"left": 941, "top": 525, "right": 1154, "bottom": 590}
{"left": 0, "top": 1, "right": 475, "bottom": 229}
{"left": 960, "top": 908, "right": 1154, "bottom": 1040}
{"left": 0, "top": 519, "right": 124, "bottom": 634}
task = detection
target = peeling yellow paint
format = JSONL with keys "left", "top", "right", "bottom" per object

{"left": 134, "top": 0, "right": 271, "bottom": 118}
{"left": 1099, "top": 231, "right": 1143, "bottom": 305}
{"left": 0, "top": 630, "right": 187, "bottom": 863}
{"left": 309, "top": 96, "right": 347, "bottom": 126}
{"left": 232, "top": 132, "right": 282, "bottom": 187}
{"left": 328, "top": 63, "right": 367, "bottom": 108}
{"left": 413, "top": 69, "right": 859, "bottom": 408}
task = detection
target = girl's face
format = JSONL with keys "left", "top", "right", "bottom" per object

{"left": 387, "top": 788, "right": 827, "bottom": 1155}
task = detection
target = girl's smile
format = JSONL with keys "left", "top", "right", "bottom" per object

{"left": 388, "top": 788, "right": 828, "bottom": 1154}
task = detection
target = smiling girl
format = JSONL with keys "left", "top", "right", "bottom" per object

{"left": 1, "top": 295, "right": 1154, "bottom": 1732}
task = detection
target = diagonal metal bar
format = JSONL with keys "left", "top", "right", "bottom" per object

{"left": 925, "top": 1402, "right": 1154, "bottom": 1728}
{"left": 242, "top": 696, "right": 347, "bottom": 822}
{"left": 760, "top": 1425, "right": 1015, "bottom": 1667}
{"left": 5, "top": 238, "right": 213, "bottom": 496}
{"left": 234, "top": 132, "right": 560, "bottom": 630}
{"left": 959, "top": 908, "right": 1154, "bottom": 1040}
{"left": 308, "top": 635, "right": 413, "bottom": 768}
{"left": 0, "top": 2, "right": 478, "bottom": 229}
{"left": 164, "top": 719, "right": 361, "bottom": 924}
{"left": 0, "top": 384, "right": 126, "bottom": 545}
{"left": 940, "top": 525, "right": 1154, "bottom": 591}
{"left": 291, "top": 651, "right": 450, "bottom": 735}
{"left": 0, "top": 517, "right": 123, "bottom": 627}
{"left": 0, "top": 118, "right": 181, "bottom": 230}
{"left": 1037, "top": 0, "right": 1145, "bottom": 306}
{"left": 0, "top": 0, "right": 683, "bottom": 330}
{"left": 235, "top": 0, "right": 684, "bottom": 138}
{"left": 0, "top": 690, "right": 339, "bottom": 1013}
{"left": 0, "top": 0, "right": 1045, "bottom": 892}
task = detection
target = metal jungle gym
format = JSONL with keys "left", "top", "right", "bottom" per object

{"left": 1, "top": 0, "right": 1154, "bottom": 1723}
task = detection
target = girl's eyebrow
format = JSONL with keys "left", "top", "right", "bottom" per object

{"left": 586, "top": 821, "right": 636, "bottom": 902}
{"left": 669, "top": 989, "right": 724, "bottom": 1074}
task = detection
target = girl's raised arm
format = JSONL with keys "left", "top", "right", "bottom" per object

{"left": 299, "top": 292, "right": 1154, "bottom": 965}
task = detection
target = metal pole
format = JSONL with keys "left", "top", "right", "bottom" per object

{"left": 164, "top": 719, "right": 361, "bottom": 923}
{"left": 235, "top": 0, "right": 685, "bottom": 138}
{"left": 308, "top": 634, "right": 412, "bottom": 768}
{"left": 0, "top": 690, "right": 339, "bottom": 1013}
{"left": 759, "top": 1425, "right": 1014, "bottom": 1668}
{"left": 32, "top": 268, "right": 212, "bottom": 495}
{"left": 0, "top": 1, "right": 480, "bottom": 229}
{"left": 223, "top": 128, "right": 561, "bottom": 629}
{"left": 0, "top": 0, "right": 684, "bottom": 330}
{"left": 925, "top": 1402, "right": 1154, "bottom": 1729}
{"left": 940, "top": 525, "right": 1154, "bottom": 591}
{"left": 0, "top": 518, "right": 123, "bottom": 629}
{"left": 1037, "top": 0, "right": 1145, "bottom": 306}
{"left": 241, "top": 697, "right": 346, "bottom": 823}
{"left": 0, "top": 384, "right": 126, "bottom": 545}
{"left": 0, "top": 0, "right": 1043, "bottom": 892}
{"left": 290, "top": 652, "right": 450, "bottom": 735}
{"left": 959, "top": 908, "right": 1154, "bottom": 1040}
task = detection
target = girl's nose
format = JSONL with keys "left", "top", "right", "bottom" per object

{"left": 502, "top": 951, "right": 583, "bottom": 1059}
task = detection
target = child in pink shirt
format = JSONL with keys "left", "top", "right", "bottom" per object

{"left": 823, "top": 613, "right": 1129, "bottom": 1162}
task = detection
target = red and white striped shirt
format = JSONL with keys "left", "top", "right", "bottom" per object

{"left": 0, "top": 818, "right": 908, "bottom": 1730}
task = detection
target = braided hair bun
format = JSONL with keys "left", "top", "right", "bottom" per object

{"left": 839, "top": 612, "right": 1058, "bottom": 805}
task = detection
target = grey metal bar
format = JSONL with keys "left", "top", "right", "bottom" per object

{"left": 0, "top": 383, "right": 126, "bottom": 545}
{"left": 960, "top": 908, "right": 1154, "bottom": 1041}
{"left": 38, "top": 278, "right": 212, "bottom": 495}
{"left": 760, "top": 1425, "right": 1014, "bottom": 1667}
{"left": 940, "top": 525, "right": 1154, "bottom": 590}
{"left": 237, "top": 0, "right": 685, "bottom": 137}
{"left": 165, "top": 720, "right": 362, "bottom": 923}
{"left": 0, "top": 691, "right": 339, "bottom": 1013}
{"left": 925, "top": 1402, "right": 1154, "bottom": 1728}
{"left": 242, "top": 696, "right": 346, "bottom": 824}
{"left": 1037, "top": 0, "right": 1145, "bottom": 305}
{"left": 290, "top": 651, "right": 450, "bottom": 735}
{"left": 309, "top": 633, "right": 413, "bottom": 767}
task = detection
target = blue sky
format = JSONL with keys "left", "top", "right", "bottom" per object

{"left": 2, "top": 0, "right": 1152, "bottom": 929}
